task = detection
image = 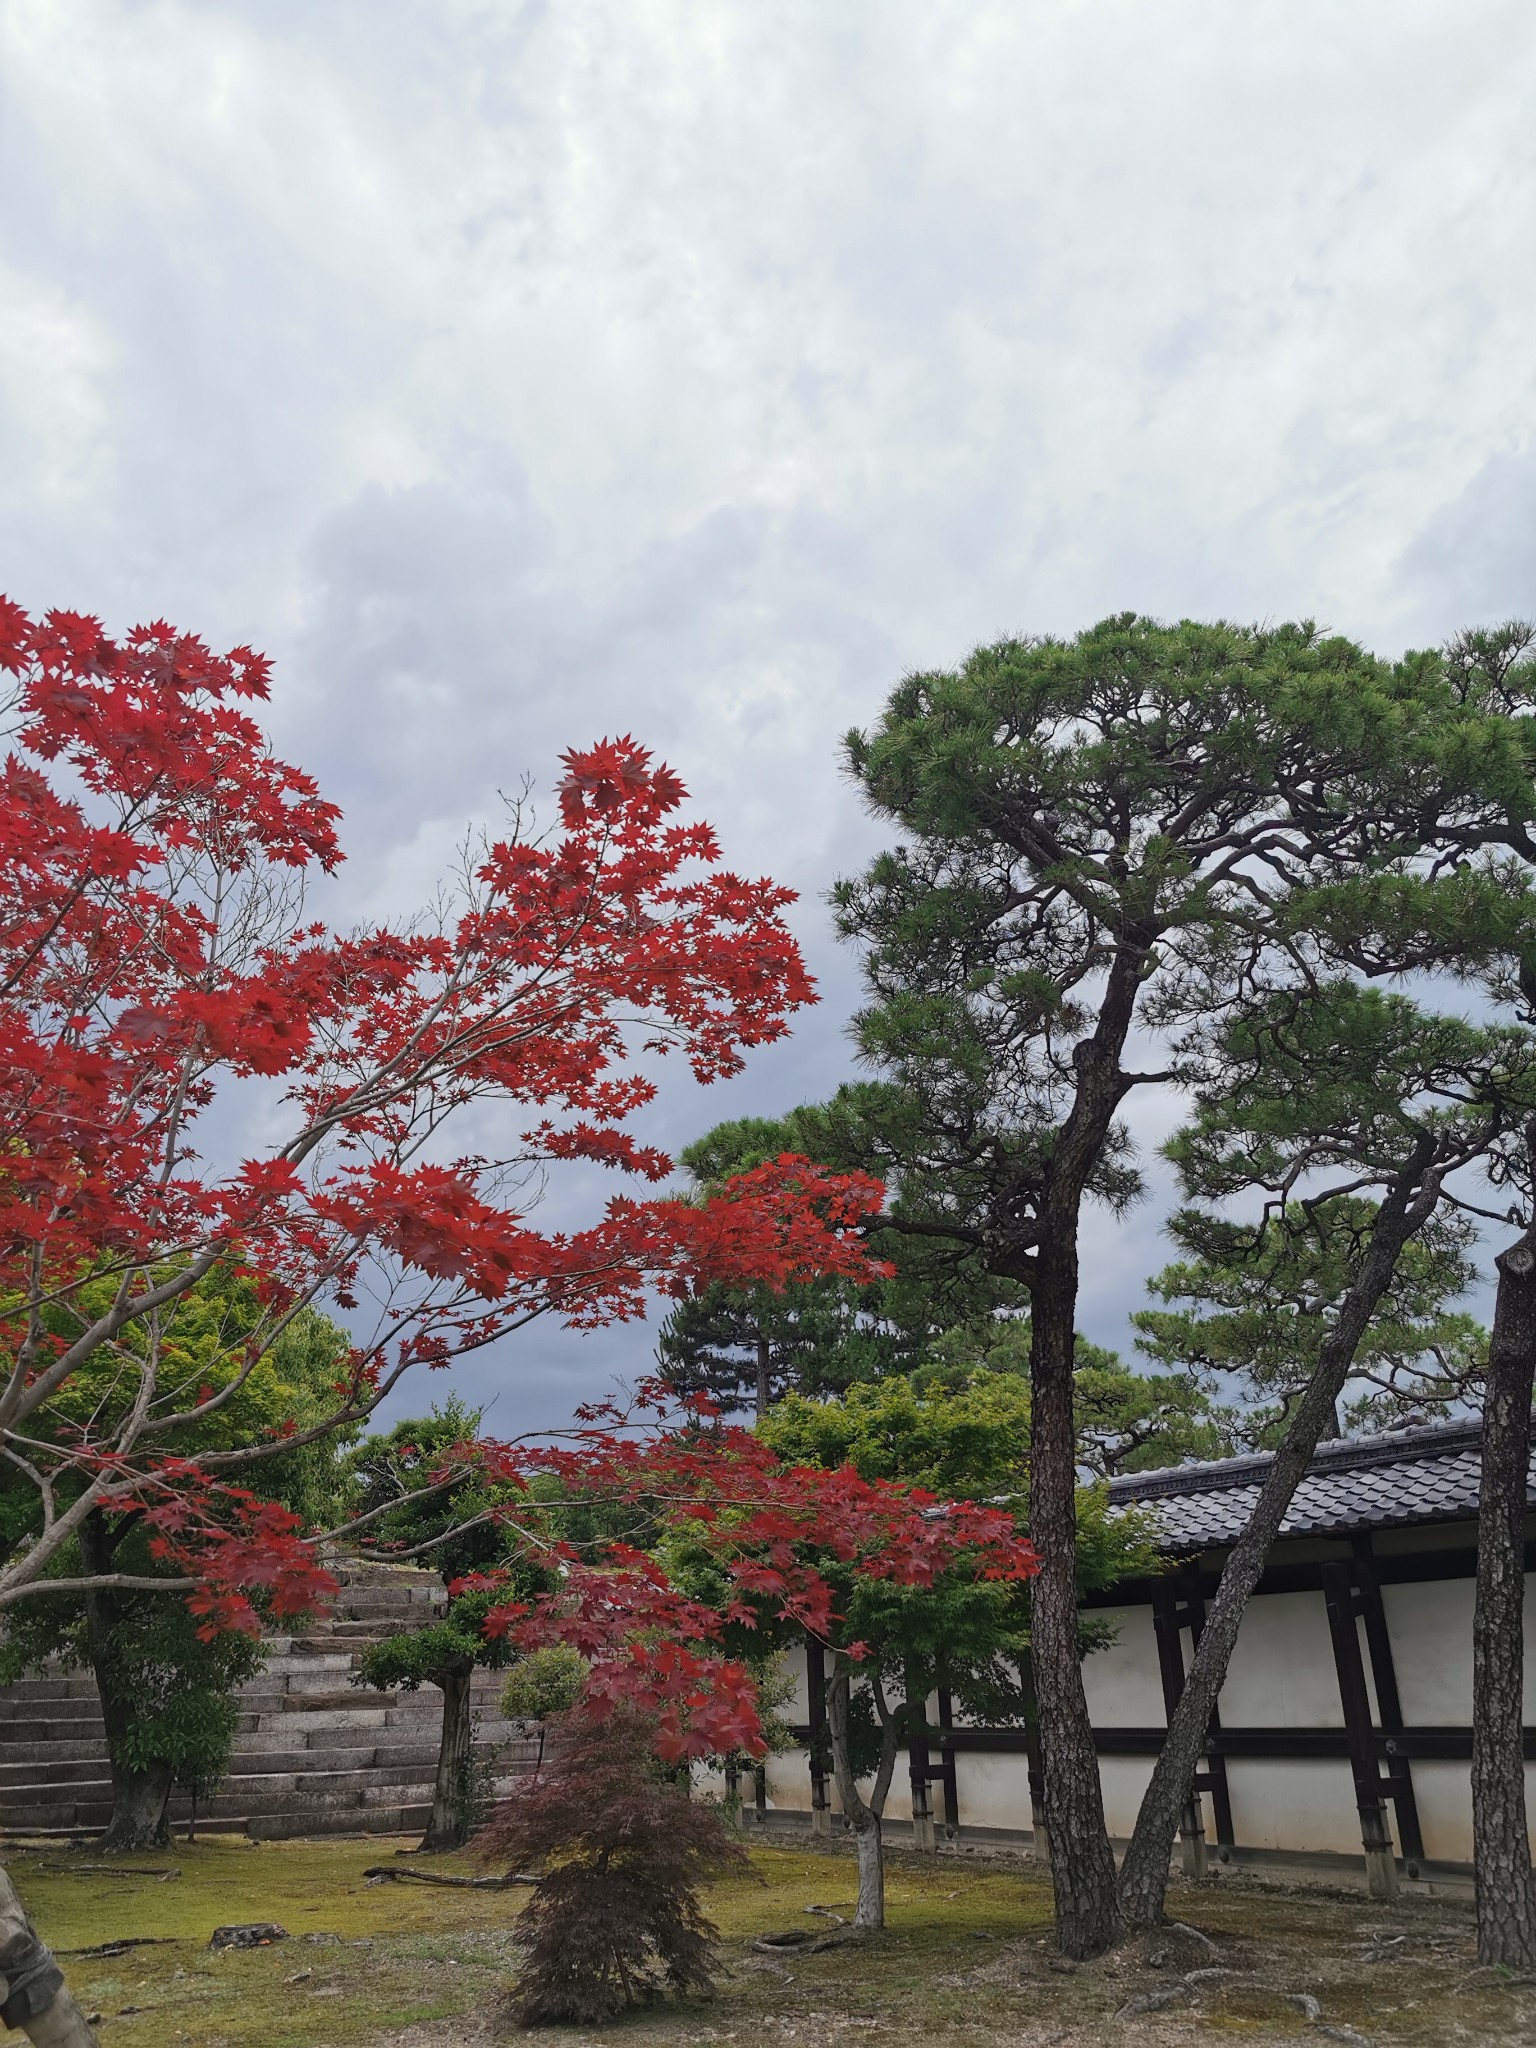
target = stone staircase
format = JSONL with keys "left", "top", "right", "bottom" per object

{"left": 0, "top": 1561, "right": 539, "bottom": 1842}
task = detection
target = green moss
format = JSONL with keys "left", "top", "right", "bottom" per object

{"left": 5, "top": 1838, "right": 1531, "bottom": 2047}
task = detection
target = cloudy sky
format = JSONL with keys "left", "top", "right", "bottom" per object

{"left": 3, "top": 1, "right": 1533, "bottom": 1433}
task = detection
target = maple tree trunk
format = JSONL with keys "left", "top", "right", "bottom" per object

{"left": 98, "top": 1764, "right": 174, "bottom": 1855}
{"left": 826, "top": 1660, "right": 886, "bottom": 1931}
{"left": 1030, "top": 1258, "right": 1122, "bottom": 1959}
{"left": 1472, "top": 1226, "right": 1536, "bottom": 1968}
{"left": 0, "top": 1865, "right": 97, "bottom": 2045}
{"left": 421, "top": 1661, "right": 476, "bottom": 1852}
{"left": 1118, "top": 1165, "right": 1438, "bottom": 1928}
{"left": 80, "top": 1516, "right": 173, "bottom": 1854}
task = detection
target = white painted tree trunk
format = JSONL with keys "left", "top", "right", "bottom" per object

{"left": 825, "top": 1655, "right": 902, "bottom": 1933}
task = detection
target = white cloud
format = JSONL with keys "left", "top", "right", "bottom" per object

{"left": 2, "top": 0, "right": 1532, "bottom": 1427}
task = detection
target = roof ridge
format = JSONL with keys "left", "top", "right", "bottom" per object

{"left": 1105, "top": 1415, "right": 1484, "bottom": 1504}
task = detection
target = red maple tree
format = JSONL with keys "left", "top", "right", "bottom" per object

{"left": 0, "top": 600, "right": 887, "bottom": 1632}
{"left": 436, "top": 1392, "right": 1039, "bottom": 1762}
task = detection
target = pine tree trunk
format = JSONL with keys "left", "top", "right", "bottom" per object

{"left": 1117, "top": 1160, "right": 1440, "bottom": 1928}
{"left": 1030, "top": 1261, "right": 1122, "bottom": 1958}
{"left": 420, "top": 1659, "right": 476, "bottom": 1852}
{"left": 1472, "top": 1225, "right": 1536, "bottom": 1968}
{"left": 755, "top": 1336, "right": 771, "bottom": 1421}
{"left": 1012, "top": 951, "right": 1153, "bottom": 1958}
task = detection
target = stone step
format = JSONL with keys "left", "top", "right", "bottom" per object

{"left": 0, "top": 1758, "right": 113, "bottom": 1788}
{"left": 0, "top": 1700, "right": 103, "bottom": 1725}
{"left": 0, "top": 1719, "right": 105, "bottom": 1746}
{"left": 0, "top": 1745, "right": 529, "bottom": 1810}
{"left": 332, "top": 1588, "right": 445, "bottom": 1611}
{"left": 230, "top": 1743, "right": 444, "bottom": 1776}
{"left": 0, "top": 1741, "right": 108, "bottom": 1769}
{"left": 247, "top": 1803, "right": 434, "bottom": 1840}
{"left": 0, "top": 1678, "right": 101, "bottom": 1705}
{"left": 254, "top": 1653, "right": 358, "bottom": 1678}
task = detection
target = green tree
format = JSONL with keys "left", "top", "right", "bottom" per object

{"left": 1135, "top": 1199, "right": 1489, "bottom": 1444}
{"left": 656, "top": 1118, "right": 995, "bottom": 1417}
{"left": 915, "top": 1318, "right": 1230, "bottom": 1476}
{"left": 0, "top": 1269, "right": 353, "bottom": 1850}
{"left": 349, "top": 1399, "right": 553, "bottom": 1850}
{"left": 655, "top": 1279, "right": 898, "bottom": 1419}
{"left": 1115, "top": 983, "right": 1536, "bottom": 1927}
{"left": 501, "top": 1644, "right": 587, "bottom": 1777}
{"left": 792, "top": 614, "right": 1536, "bottom": 1953}
{"left": 754, "top": 1372, "right": 1159, "bottom": 1927}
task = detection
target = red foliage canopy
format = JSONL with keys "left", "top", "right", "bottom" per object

{"left": 445, "top": 1399, "right": 1039, "bottom": 1762}
{"left": 0, "top": 601, "right": 888, "bottom": 1632}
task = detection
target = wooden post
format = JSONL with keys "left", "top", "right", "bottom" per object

{"left": 1152, "top": 1577, "right": 1207, "bottom": 1877}
{"left": 1350, "top": 1535, "right": 1425, "bottom": 1873}
{"left": 807, "top": 1637, "right": 831, "bottom": 1837}
{"left": 1321, "top": 1558, "right": 1398, "bottom": 1898}
{"left": 908, "top": 1712, "right": 937, "bottom": 1852}
{"left": 937, "top": 1688, "right": 961, "bottom": 1837}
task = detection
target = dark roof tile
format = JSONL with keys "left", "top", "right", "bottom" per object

{"left": 1105, "top": 1419, "right": 1532, "bottom": 1552}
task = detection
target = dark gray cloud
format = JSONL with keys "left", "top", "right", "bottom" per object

{"left": 2, "top": 0, "right": 1532, "bottom": 1432}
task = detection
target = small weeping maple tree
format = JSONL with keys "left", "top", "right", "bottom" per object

{"left": 0, "top": 598, "right": 888, "bottom": 1638}
{"left": 446, "top": 1404, "right": 1039, "bottom": 2015}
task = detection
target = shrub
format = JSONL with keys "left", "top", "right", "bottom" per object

{"left": 500, "top": 1643, "right": 588, "bottom": 1726}
{"left": 478, "top": 1710, "right": 747, "bottom": 2024}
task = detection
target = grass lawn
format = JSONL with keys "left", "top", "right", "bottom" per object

{"left": 4, "top": 1835, "right": 1533, "bottom": 2046}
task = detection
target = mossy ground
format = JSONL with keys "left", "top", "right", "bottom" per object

{"left": 4, "top": 1835, "right": 1532, "bottom": 2046}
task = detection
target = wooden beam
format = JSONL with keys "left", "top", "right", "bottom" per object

{"left": 1322, "top": 1557, "right": 1398, "bottom": 1897}
{"left": 1350, "top": 1534, "right": 1425, "bottom": 1868}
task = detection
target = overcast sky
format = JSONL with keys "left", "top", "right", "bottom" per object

{"left": 3, "top": 1, "right": 1533, "bottom": 1435}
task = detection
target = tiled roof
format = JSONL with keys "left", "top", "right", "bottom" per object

{"left": 1105, "top": 1419, "right": 1534, "bottom": 1553}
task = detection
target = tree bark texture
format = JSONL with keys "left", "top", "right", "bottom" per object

{"left": 1030, "top": 1258, "right": 1123, "bottom": 1957}
{"left": 0, "top": 1867, "right": 97, "bottom": 2045}
{"left": 80, "top": 1515, "right": 172, "bottom": 1853}
{"left": 1472, "top": 1227, "right": 1536, "bottom": 1969}
{"left": 1011, "top": 951, "right": 1152, "bottom": 1957}
{"left": 1117, "top": 1163, "right": 1440, "bottom": 1928}
{"left": 421, "top": 1658, "right": 477, "bottom": 1852}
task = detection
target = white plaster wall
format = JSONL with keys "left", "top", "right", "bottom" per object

{"left": 1409, "top": 1759, "right": 1474, "bottom": 1864}
{"left": 733, "top": 1568, "right": 1536, "bottom": 1862}
{"left": 1219, "top": 1591, "right": 1344, "bottom": 1726}
{"left": 1415, "top": 1760, "right": 1536, "bottom": 1865}
{"left": 764, "top": 1750, "right": 810, "bottom": 1812}
{"left": 765, "top": 1747, "right": 917, "bottom": 1820}
{"left": 1097, "top": 1754, "right": 1156, "bottom": 1840}
{"left": 1223, "top": 1759, "right": 1367, "bottom": 1855}
{"left": 781, "top": 1644, "right": 811, "bottom": 1721}
{"left": 952, "top": 1750, "right": 1036, "bottom": 1834}
{"left": 1382, "top": 1575, "right": 1536, "bottom": 1724}
{"left": 1081, "top": 1608, "right": 1166, "bottom": 1725}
